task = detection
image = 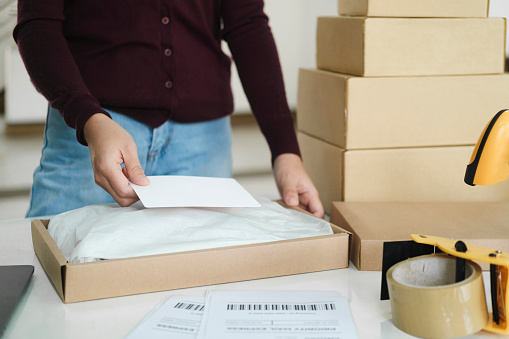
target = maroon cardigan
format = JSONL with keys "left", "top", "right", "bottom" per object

{"left": 14, "top": 0, "right": 299, "bottom": 162}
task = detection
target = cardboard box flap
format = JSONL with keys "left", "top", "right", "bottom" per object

{"left": 31, "top": 219, "right": 67, "bottom": 299}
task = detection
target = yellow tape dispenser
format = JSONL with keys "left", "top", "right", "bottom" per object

{"left": 406, "top": 234, "right": 509, "bottom": 336}
{"left": 465, "top": 108, "right": 509, "bottom": 186}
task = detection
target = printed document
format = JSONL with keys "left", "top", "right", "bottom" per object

{"left": 125, "top": 295, "right": 205, "bottom": 339}
{"left": 197, "top": 290, "right": 358, "bottom": 339}
{"left": 130, "top": 175, "right": 261, "bottom": 208}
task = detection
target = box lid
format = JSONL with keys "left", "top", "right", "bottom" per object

{"left": 331, "top": 201, "right": 509, "bottom": 270}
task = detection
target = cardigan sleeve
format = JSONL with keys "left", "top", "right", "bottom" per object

{"left": 13, "top": 0, "right": 110, "bottom": 145}
{"left": 222, "top": 0, "right": 300, "bottom": 163}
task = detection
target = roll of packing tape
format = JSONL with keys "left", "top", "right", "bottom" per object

{"left": 386, "top": 254, "right": 488, "bottom": 339}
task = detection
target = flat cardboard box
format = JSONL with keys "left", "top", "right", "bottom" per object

{"left": 338, "top": 0, "right": 489, "bottom": 18}
{"left": 297, "top": 69, "right": 509, "bottom": 149}
{"left": 298, "top": 132, "right": 509, "bottom": 214}
{"left": 330, "top": 201, "right": 509, "bottom": 271}
{"left": 316, "top": 17, "right": 506, "bottom": 77}
{"left": 31, "top": 212, "right": 350, "bottom": 303}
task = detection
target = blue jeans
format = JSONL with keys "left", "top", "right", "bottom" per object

{"left": 26, "top": 107, "right": 232, "bottom": 217}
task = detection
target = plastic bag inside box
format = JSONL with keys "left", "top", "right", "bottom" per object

{"left": 48, "top": 197, "right": 332, "bottom": 263}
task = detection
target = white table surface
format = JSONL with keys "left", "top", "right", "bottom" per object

{"left": 0, "top": 218, "right": 500, "bottom": 339}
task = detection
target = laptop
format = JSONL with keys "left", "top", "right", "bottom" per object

{"left": 0, "top": 265, "right": 34, "bottom": 335}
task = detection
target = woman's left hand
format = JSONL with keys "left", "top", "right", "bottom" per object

{"left": 273, "top": 153, "right": 324, "bottom": 218}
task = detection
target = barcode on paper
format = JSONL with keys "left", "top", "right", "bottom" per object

{"left": 173, "top": 302, "right": 205, "bottom": 312}
{"left": 226, "top": 303, "right": 337, "bottom": 311}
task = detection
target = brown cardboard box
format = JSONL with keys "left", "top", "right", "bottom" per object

{"left": 316, "top": 17, "right": 506, "bottom": 77}
{"left": 338, "top": 0, "right": 489, "bottom": 18}
{"left": 330, "top": 201, "right": 509, "bottom": 270}
{"left": 298, "top": 132, "right": 509, "bottom": 214}
{"left": 298, "top": 132, "right": 343, "bottom": 215}
{"left": 297, "top": 69, "right": 509, "bottom": 150}
{"left": 31, "top": 214, "right": 350, "bottom": 303}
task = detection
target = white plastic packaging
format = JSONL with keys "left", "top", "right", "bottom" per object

{"left": 48, "top": 197, "right": 332, "bottom": 263}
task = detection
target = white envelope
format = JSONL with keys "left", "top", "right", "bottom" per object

{"left": 130, "top": 175, "right": 261, "bottom": 208}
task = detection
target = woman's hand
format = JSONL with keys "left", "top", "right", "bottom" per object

{"left": 83, "top": 113, "right": 149, "bottom": 206}
{"left": 273, "top": 153, "right": 324, "bottom": 218}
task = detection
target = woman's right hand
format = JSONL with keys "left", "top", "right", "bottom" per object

{"left": 83, "top": 113, "right": 150, "bottom": 206}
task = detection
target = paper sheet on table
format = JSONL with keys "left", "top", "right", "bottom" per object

{"left": 125, "top": 295, "right": 205, "bottom": 339}
{"left": 197, "top": 290, "right": 359, "bottom": 339}
{"left": 130, "top": 176, "right": 261, "bottom": 208}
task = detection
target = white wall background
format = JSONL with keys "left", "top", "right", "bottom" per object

{"left": 228, "top": 0, "right": 338, "bottom": 113}
{"left": 0, "top": 0, "right": 17, "bottom": 95}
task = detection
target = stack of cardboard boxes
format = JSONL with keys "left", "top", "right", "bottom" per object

{"left": 297, "top": 0, "right": 509, "bottom": 214}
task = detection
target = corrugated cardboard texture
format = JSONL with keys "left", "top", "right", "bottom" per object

{"left": 316, "top": 17, "right": 506, "bottom": 77}
{"left": 338, "top": 0, "right": 489, "bottom": 18}
{"left": 31, "top": 216, "right": 350, "bottom": 303}
{"left": 298, "top": 132, "right": 343, "bottom": 215}
{"left": 297, "top": 69, "right": 509, "bottom": 149}
{"left": 297, "top": 134, "right": 509, "bottom": 214}
{"left": 330, "top": 201, "right": 509, "bottom": 270}
{"left": 316, "top": 17, "right": 365, "bottom": 76}
{"left": 31, "top": 220, "right": 66, "bottom": 300}
{"left": 297, "top": 69, "right": 346, "bottom": 149}
{"left": 343, "top": 146, "right": 509, "bottom": 202}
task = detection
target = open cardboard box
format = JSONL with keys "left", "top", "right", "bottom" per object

{"left": 31, "top": 208, "right": 350, "bottom": 303}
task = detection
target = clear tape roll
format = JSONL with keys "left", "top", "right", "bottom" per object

{"left": 387, "top": 254, "right": 488, "bottom": 339}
